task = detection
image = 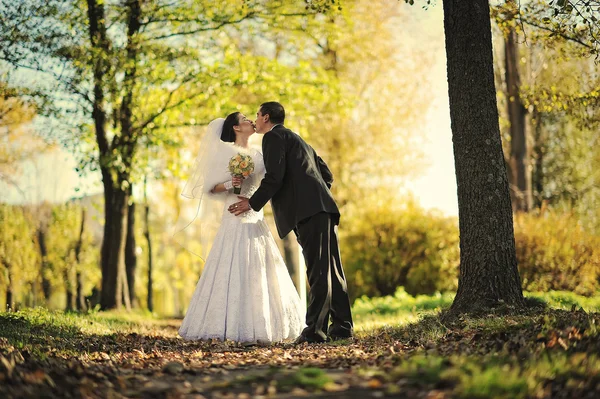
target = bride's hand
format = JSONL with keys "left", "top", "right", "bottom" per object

{"left": 232, "top": 175, "right": 244, "bottom": 187}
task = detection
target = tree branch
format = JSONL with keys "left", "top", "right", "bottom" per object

{"left": 144, "top": 13, "right": 258, "bottom": 41}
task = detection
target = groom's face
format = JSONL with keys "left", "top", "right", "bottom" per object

{"left": 255, "top": 109, "right": 269, "bottom": 134}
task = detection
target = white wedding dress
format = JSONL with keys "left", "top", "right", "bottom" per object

{"left": 178, "top": 145, "right": 304, "bottom": 343}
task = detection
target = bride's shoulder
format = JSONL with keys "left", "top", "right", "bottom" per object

{"left": 251, "top": 148, "right": 263, "bottom": 161}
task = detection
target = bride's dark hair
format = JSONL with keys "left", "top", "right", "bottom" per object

{"left": 221, "top": 112, "right": 241, "bottom": 143}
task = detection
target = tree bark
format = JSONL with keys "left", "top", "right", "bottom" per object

{"left": 442, "top": 0, "right": 525, "bottom": 314}
{"left": 117, "top": 206, "right": 132, "bottom": 311}
{"left": 86, "top": 0, "right": 122, "bottom": 310}
{"left": 144, "top": 178, "right": 154, "bottom": 313}
{"left": 36, "top": 228, "right": 52, "bottom": 301}
{"left": 120, "top": 0, "right": 141, "bottom": 309}
{"left": 531, "top": 108, "right": 545, "bottom": 208}
{"left": 100, "top": 186, "right": 129, "bottom": 310}
{"left": 4, "top": 264, "right": 12, "bottom": 311}
{"left": 74, "top": 208, "right": 87, "bottom": 312}
{"left": 125, "top": 199, "right": 137, "bottom": 307}
{"left": 65, "top": 268, "right": 75, "bottom": 311}
{"left": 504, "top": 17, "right": 532, "bottom": 212}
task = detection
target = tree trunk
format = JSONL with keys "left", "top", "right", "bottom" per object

{"left": 125, "top": 199, "right": 138, "bottom": 307}
{"left": 76, "top": 271, "right": 85, "bottom": 311}
{"left": 120, "top": 0, "right": 141, "bottom": 309}
{"left": 442, "top": 0, "right": 525, "bottom": 314}
{"left": 36, "top": 228, "right": 52, "bottom": 301}
{"left": 144, "top": 178, "right": 154, "bottom": 313}
{"left": 100, "top": 186, "right": 129, "bottom": 310}
{"left": 504, "top": 18, "right": 532, "bottom": 212}
{"left": 86, "top": 0, "right": 121, "bottom": 310}
{"left": 5, "top": 265, "right": 12, "bottom": 311}
{"left": 65, "top": 269, "right": 75, "bottom": 311}
{"left": 75, "top": 208, "right": 87, "bottom": 312}
{"left": 531, "top": 108, "right": 545, "bottom": 209}
{"left": 116, "top": 205, "right": 132, "bottom": 311}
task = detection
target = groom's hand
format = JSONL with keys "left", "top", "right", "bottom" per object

{"left": 228, "top": 196, "right": 251, "bottom": 216}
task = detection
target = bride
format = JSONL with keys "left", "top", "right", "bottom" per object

{"left": 176, "top": 112, "right": 304, "bottom": 344}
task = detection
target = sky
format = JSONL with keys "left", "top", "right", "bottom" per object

{"left": 0, "top": 4, "right": 459, "bottom": 216}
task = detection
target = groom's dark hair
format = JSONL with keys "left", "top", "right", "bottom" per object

{"left": 260, "top": 102, "right": 285, "bottom": 124}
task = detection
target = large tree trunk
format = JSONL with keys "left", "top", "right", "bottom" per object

{"left": 100, "top": 186, "right": 129, "bottom": 309}
{"left": 120, "top": 0, "right": 141, "bottom": 309}
{"left": 87, "top": 0, "right": 122, "bottom": 310}
{"left": 144, "top": 178, "right": 154, "bottom": 313}
{"left": 442, "top": 0, "right": 525, "bottom": 314}
{"left": 504, "top": 16, "right": 532, "bottom": 212}
{"left": 125, "top": 199, "right": 137, "bottom": 307}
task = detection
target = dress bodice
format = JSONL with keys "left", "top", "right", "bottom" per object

{"left": 222, "top": 148, "right": 265, "bottom": 223}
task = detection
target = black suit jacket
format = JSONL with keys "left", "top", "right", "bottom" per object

{"left": 249, "top": 125, "right": 339, "bottom": 238}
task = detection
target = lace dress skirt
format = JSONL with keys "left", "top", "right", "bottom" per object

{"left": 178, "top": 197, "right": 305, "bottom": 343}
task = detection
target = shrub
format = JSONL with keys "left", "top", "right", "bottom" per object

{"left": 340, "top": 198, "right": 599, "bottom": 301}
{"left": 340, "top": 199, "right": 459, "bottom": 300}
{"left": 513, "top": 211, "right": 600, "bottom": 295}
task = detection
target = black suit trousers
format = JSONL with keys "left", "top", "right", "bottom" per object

{"left": 295, "top": 212, "right": 353, "bottom": 340}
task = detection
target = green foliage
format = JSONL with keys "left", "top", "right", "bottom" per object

{"left": 0, "top": 202, "right": 101, "bottom": 310}
{"left": 492, "top": 1, "right": 600, "bottom": 233}
{"left": 45, "top": 203, "right": 100, "bottom": 305}
{"left": 492, "top": 0, "right": 600, "bottom": 57}
{"left": 514, "top": 211, "right": 600, "bottom": 295}
{"left": 342, "top": 198, "right": 599, "bottom": 303}
{"left": 0, "top": 205, "right": 39, "bottom": 308}
{"left": 341, "top": 198, "right": 459, "bottom": 300}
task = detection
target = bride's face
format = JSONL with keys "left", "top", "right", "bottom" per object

{"left": 235, "top": 114, "right": 256, "bottom": 137}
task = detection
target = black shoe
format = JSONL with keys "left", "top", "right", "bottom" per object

{"left": 293, "top": 334, "right": 326, "bottom": 345}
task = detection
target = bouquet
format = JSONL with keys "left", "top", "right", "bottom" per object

{"left": 228, "top": 153, "right": 255, "bottom": 194}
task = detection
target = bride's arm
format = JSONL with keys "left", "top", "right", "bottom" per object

{"left": 210, "top": 176, "right": 243, "bottom": 193}
{"left": 210, "top": 182, "right": 229, "bottom": 194}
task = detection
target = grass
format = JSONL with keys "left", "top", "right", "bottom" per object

{"left": 0, "top": 306, "right": 166, "bottom": 336}
{"left": 352, "top": 288, "right": 600, "bottom": 333}
{"left": 379, "top": 352, "right": 600, "bottom": 399}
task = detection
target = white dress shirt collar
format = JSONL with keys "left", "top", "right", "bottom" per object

{"left": 268, "top": 124, "right": 281, "bottom": 132}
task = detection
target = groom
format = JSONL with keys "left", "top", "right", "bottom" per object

{"left": 229, "top": 101, "right": 354, "bottom": 343}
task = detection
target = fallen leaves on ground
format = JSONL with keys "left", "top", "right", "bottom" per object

{"left": 0, "top": 308, "right": 599, "bottom": 398}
